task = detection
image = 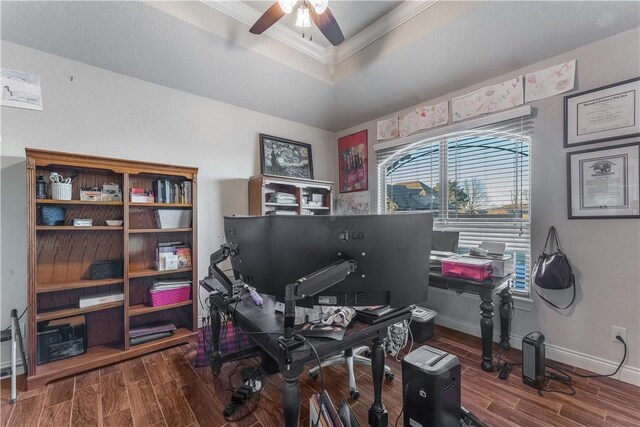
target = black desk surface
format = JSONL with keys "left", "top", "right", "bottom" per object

{"left": 232, "top": 294, "right": 411, "bottom": 366}
{"left": 429, "top": 268, "right": 512, "bottom": 293}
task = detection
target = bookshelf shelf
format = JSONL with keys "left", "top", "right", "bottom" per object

{"left": 36, "top": 301, "right": 124, "bottom": 322}
{"left": 36, "top": 278, "right": 123, "bottom": 293}
{"left": 249, "top": 174, "right": 334, "bottom": 216}
{"left": 128, "top": 228, "right": 192, "bottom": 234}
{"left": 129, "top": 202, "right": 192, "bottom": 208}
{"left": 265, "top": 202, "right": 299, "bottom": 207}
{"left": 26, "top": 149, "right": 198, "bottom": 388}
{"left": 36, "top": 199, "right": 123, "bottom": 206}
{"left": 128, "top": 267, "right": 193, "bottom": 278}
{"left": 36, "top": 226, "right": 124, "bottom": 231}
{"left": 129, "top": 301, "right": 193, "bottom": 317}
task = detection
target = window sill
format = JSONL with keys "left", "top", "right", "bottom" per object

{"left": 512, "top": 294, "right": 534, "bottom": 311}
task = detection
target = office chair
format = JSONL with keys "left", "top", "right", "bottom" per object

{"left": 308, "top": 346, "right": 394, "bottom": 400}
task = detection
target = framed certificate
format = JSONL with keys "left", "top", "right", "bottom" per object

{"left": 564, "top": 77, "right": 640, "bottom": 147}
{"left": 567, "top": 142, "right": 639, "bottom": 219}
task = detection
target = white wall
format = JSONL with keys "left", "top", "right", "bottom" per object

{"left": 336, "top": 28, "right": 640, "bottom": 384}
{"left": 0, "top": 42, "right": 336, "bottom": 365}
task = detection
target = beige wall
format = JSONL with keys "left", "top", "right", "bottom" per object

{"left": 0, "top": 41, "right": 336, "bottom": 365}
{"left": 336, "top": 28, "right": 640, "bottom": 383}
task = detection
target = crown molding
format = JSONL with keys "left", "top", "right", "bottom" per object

{"left": 327, "top": 0, "right": 438, "bottom": 65}
{"left": 201, "top": 1, "right": 438, "bottom": 69}
{"left": 201, "top": 0, "right": 327, "bottom": 63}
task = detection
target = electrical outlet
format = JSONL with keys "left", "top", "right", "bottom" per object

{"left": 612, "top": 325, "right": 627, "bottom": 343}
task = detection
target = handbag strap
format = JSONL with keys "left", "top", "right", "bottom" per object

{"left": 534, "top": 270, "right": 576, "bottom": 310}
{"left": 543, "top": 226, "right": 565, "bottom": 254}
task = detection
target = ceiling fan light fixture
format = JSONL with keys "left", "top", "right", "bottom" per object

{"left": 310, "top": 0, "right": 329, "bottom": 14}
{"left": 295, "top": 4, "right": 312, "bottom": 28}
{"left": 278, "top": 0, "right": 296, "bottom": 14}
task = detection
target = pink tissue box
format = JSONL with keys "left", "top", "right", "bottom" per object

{"left": 441, "top": 257, "right": 492, "bottom": 281}
{"left": 149, "top": 285, "right": 191, "bottom": 307}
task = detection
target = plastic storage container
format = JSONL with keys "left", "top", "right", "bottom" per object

{"left": 410, "top": 307, "right": 437, "bottom": 343}
{"left": 441, "top": 257, "right": 492, "bottom": 281}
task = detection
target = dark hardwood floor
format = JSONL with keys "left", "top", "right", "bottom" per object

{"left": 2, "top": 325, "right": 639, "bottom": 426}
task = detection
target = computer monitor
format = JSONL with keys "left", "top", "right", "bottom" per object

{"left": 431, "top": 231, "right": 459, "bottom": 253}
{"left": 223, "top": 213, "right": 432, "bottom": 308}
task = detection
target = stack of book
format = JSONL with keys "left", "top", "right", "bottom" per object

{"left": 152, "top": 180, "right": 192, "bottom": 204}
{"left": 129, "top": 322, "right": 176, "bottom": 346}
{"left": 155, "top": 241, "right": 192, "bottom": 270}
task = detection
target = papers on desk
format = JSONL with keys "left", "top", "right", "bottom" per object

{"left": 430, "top": 250, "right": 457, "bottom": 268}
{"left": 310, "top": 391, "right": 360, "bottom": 427}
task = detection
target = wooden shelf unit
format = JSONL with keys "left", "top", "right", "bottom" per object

{"left": 249, "top": 174, "right": 334, "bottom": 216}
{"left": 26, "top": 149, "right": 198, "bottom": 388}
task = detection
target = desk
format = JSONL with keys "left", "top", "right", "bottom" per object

{"left": 230, "top": 294, "right": 410, "bottom": 427}
{"left": 429, "top": 270, "right": 514, "bottom": 372}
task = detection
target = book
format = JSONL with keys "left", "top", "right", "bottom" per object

{"left": 79, "top": 291, "right": 124, "bottom": 309}
{"left": 129, "top": 322, "right": 176, "bottom": 339}
{"left": 130, "top": 331, "right": 174, "bottom": 346}
{"left": 176, "top": 246, "right": 192, "bottom": 268}
{"left": 153, "top": 180, "right": 165, "bottom": 203}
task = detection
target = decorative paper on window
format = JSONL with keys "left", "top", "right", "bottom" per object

{"left": 452, "top": 77, "right": 524, "bottom": 122}
{"left": 377, "top": 116, "right": 399, "bottom": 140}
{"left": 399, "top": 101, "right": 449, "bottom": 137}
{"left": 1, "top": 68, "right": 43, "bottom": 111}
{"left": 525, "top": 60, "right": 576, "bottom": 103}
{"left": 337, "top": 192, "right": 370, "bottom": 215}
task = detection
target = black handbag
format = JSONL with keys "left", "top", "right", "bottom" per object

{"left": 532, "top": 226, "right": 575, "bottom": 309}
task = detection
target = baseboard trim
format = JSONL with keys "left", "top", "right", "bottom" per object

{"left": 0, "top": 359, "right": 26, "bottom": 379}
{"left": 435, "top": 313, "right": 639, "bottom": 386}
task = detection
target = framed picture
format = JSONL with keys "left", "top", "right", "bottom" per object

{"left": 259, "top": 134, "right": 313, "bottom": 179}
{"left": 567, "top": 142, "right": 639, "bottom": 219}
{"left": 338, "top": 130, "right": 368, "bottom": 193}
{"left": 564, "top": 77, "right": 640, "bottom": 147}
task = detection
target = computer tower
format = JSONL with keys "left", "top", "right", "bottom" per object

{"left": 522, "top": 331, "right": 545, "bottom": 389}
{"left": 402, "top": 345, "right": 461, "bottom": 427}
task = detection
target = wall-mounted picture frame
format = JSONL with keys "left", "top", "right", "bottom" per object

{"left": 564, "top": 77, "right": 640, "bottom": 148}
{"left": 338, "top": 130, "right": 368, "bottom": 193}
{"left": 259, "top": 134, "right": 313, "bottom": 179}
{"left": 567, "top": 142, "right": 639, "bottom": 219}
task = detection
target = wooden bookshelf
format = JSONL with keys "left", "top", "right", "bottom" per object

{"left": 249, "top": 174, "right": 334, "bottom": 216}
{"left": 26, "top": 149, "right": 198, "bottom": 388}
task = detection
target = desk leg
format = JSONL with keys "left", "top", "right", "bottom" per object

{"left": 479, "top": 290, "right": 494, "bottom": 372}
{"left": 368, "top": 338, "right": 388, "bottom": 427}
{"left": 282, "top": 368, "right": 301, "bottom": 427}
{"left": 499, "top": 287, "right": 513, "bottom": 350}
{"left": 209, "top": 306, "right": 223, "bottom": 374}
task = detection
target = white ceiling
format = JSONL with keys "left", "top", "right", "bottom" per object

{"left": 2, "top": 1, "right": 639, "bottom": 131}
{"left": 242, "top": 1, "right": 401, "bottom": 47}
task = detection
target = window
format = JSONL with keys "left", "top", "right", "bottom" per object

{"left": 377, "top": 119, "right": 531, "bottom": 294}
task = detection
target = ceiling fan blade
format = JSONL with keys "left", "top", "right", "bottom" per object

{"left": 249, "top": 2, "right": 286, "bottom": 35}
{"left": 310, "top": 6, "right": 345, "bottom": 46}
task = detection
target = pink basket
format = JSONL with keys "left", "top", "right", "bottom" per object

{"left": 442, "top": 258, "right": 492, "bottom": 281}
{"left": 149, "top": 285, "right": 191, "bottom": 307}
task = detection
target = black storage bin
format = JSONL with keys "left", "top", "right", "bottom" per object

{"left": 37, "top": 317, "right": 87, "bottom": 365}
{"left": 410, "top": 307, "right": 436, "bottom": 343}
{"left": 90, "top": 260, "right": 124, "bottom": 280}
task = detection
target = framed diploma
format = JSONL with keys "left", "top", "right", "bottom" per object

{"left": 567, "top": 142, "right": 639, "bottom": 219}
{"left": 564, "top": 77, "right": 640, "bottom": 147}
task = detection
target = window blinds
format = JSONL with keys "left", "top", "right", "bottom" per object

{"left": 376, "top": 117, "right": 532, "bottom": 293}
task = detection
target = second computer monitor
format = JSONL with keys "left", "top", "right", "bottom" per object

{"left": 431, "top": 231, "right": 459, "bottom": 253}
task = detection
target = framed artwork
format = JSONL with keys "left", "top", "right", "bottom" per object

{"left": 564, "top": 77, "right": 640, "bottom": 147}
{"left": 338, "top": 130, "right": 368, "bottom": 193}
{"left": 259, "top": 134, "right": 313, "bottom": 179}
{"left": 567, "top": 142, "right": 639, "bottom": 219}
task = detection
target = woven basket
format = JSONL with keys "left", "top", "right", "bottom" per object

{"left": 149, "top": 285, "right": 191, "bottom": 307}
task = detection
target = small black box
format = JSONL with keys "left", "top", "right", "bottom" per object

{"left": 90, "top": 260, "right": 123, "bottom": 280}
{"left": 37, "top": 317, "right": 87, "bottom": 365}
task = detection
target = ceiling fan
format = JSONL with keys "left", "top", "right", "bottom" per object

{"left": 249, "top": 0, "right": 345, "bottom": 46}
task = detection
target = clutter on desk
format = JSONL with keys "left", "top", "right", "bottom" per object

{"left": 441, "top": 257, "right": 492, "bottom": 281}
{"left": 149, "top": 279, "right": 191, "bottom": 307}
{"left": 299, "top": 323, "right": 347, "bottom": 340}
{"left": 36, "top": 315, "right": 87, "bottom": 365}
{"left": 130, "top": 322, "right": 176, "bottom": 346}
{"left": 155, "top": 208, "right": 192, "bottom": 229}
{"left": 155, "top": 241, "right": 191, "bottom": 270}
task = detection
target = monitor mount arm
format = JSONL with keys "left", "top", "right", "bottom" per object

{"left": 205, "top": 243, "right": 238, "bottom": 295}
{"left": 279, "top": 259, "right": 357, "bottom": 355}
